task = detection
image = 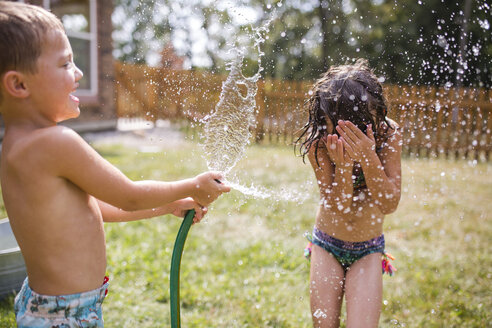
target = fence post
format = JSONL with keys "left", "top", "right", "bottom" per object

{"left": 486, "top": 91, "right": 492, "bottom": 161}
{"left": 255, "top": 79, "right": 266, "bottom": 143}
{"left": 113, "top": 61, "right": 491, "bottom": 162}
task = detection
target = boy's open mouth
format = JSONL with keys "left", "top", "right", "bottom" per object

{"left": 70, "top": 94, "right": 79, "bottom": 103}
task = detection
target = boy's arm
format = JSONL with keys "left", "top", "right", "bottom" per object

{"left": 97, "top": 198, "right": 206, "bottom": 222}
{"left": 48, "top": 127, "right": 228, "bottom": 210}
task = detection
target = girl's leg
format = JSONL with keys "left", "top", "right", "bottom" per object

{"left": 310, "top": 244, "right": 345, "bottom": 328}
{"left": 344, "top": 252, "right": 383, "bottom": 328}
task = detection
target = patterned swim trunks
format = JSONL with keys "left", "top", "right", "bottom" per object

{"left": 14, "top": 276, "right": 109, "bottom": 328}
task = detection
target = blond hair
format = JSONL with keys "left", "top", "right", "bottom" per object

{"left": 0, "top": 2, "right": 64, "bottom": 102}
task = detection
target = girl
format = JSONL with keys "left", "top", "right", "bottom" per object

{"left": 296, "top": 59, "right": 402, "bottom": 328}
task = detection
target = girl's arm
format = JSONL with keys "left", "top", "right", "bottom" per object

{"left": 308, "top": 138, "right": 354, "bottom": 214}
{"left": 97, "top": 198, "right": 206, "bottom": 223}
{"left": 337, "top": 121, "right": 402, "bottom": 214}
{"left": 359, "top": 127, "right": 402, "bottom": 214}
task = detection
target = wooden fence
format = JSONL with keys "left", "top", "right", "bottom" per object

{"left": 115, "top": 61, "right": 492, "bottom": 161}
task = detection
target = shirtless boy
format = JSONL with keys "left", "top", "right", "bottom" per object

{"left": 0, "top": 3, "right": 230, "bottom": 326}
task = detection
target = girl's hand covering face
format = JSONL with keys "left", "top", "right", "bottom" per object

{"left": 322, "top": 134, "right": 353, "bottom": 168}
{"left": 335, "top": 120, "right": 376, "bottom": 163}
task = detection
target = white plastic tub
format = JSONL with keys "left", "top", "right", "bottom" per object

{"left": 0, "top": 218, "right": 27, "bottom": 299}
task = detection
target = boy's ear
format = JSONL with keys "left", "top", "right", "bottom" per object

{"left": 2, "top": 71, "right": 30, "bottom": 99}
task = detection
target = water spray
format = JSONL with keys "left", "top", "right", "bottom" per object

{"left": 169, "top": 18, "right": 273, "bottom": 327}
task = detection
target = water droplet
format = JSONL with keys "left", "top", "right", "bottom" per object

{"left": 472, "top": 45, "right": 480, "bottom": 56}
{"left": 479, "top": 19, "right": 490, "bottom": 30}
{"left": 313, "top": 309, "right": 327, "bottom": 318}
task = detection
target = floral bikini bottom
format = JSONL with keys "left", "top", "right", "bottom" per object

{"left": 305, "top": 227, "right": 396, "bottom": 275}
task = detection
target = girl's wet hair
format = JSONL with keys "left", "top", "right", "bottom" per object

{"left": 296, "top": 59, "right": 394, "bottom": 165}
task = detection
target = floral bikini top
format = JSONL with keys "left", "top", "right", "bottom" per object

{"left": 353, "top": 167, "right": 367, "bottom": 190}
{"left": 352, "top": 122, "right": 393, "bottom": 190}
{"left": 352, "top": 143, "right": 384, "bottom": 190}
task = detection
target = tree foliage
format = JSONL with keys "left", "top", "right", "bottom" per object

{"left": 113, "top": 0, "right": 491, "bottom": 87}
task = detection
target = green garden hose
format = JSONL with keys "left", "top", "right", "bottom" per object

{"left": 170, "top": 209, "right": 195, "bottom": 328}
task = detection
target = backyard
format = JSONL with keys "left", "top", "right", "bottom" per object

{"left": 0, "top": 133, "right": 490, "bottom": 327}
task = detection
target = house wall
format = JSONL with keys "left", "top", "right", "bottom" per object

{"left": 1, "top": 0, "right": 116, "bottom": 136}
{"left": 74, "top": 0, "right": 116, "bottom": 123}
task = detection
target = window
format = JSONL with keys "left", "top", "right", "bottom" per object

{"left": 45, "top": 0, "right": 97, "bottom": 97}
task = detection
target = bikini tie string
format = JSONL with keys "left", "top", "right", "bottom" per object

{"left": 382, "top": 252, "right": 396, "bottom": 276}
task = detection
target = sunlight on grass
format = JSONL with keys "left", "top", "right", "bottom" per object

{"left": 0, "top": 140, "right": 490, "bottom": 327}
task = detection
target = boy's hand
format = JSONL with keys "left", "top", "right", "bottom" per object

{"left": 192, "top": 172, "right": 231, "bottom": 206}
{"left": 170, "top": 198, "right": 207, "bottom": 224}
{"left": 323, "top": 134, "right": 353, "bottom": 169}
{"left": 336, "top": 120, "right": 376, "bottom": 163}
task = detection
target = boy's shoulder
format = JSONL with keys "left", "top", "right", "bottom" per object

{"left": 4, "top": 125, "right": 82, "bottom": 165}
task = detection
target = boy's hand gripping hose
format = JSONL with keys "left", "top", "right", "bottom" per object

{"left": 170, "top": 209, "right": 195, "bottom": 328}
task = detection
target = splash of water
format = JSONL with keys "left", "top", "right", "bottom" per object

{"left": 200, "top": 16, "right": 309, "bottom": 203}
{"left": 201, "top": 22, "right": 269, "bottom": 174}
{"left": 223, "top": 178, "right": 311, "bottom": 203}
{"left": 201, "top": 49, "right": 260, "bottom": 174}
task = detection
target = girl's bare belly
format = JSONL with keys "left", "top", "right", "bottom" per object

{"left": 315, "top": 189, "right": 385, "bottom": 242}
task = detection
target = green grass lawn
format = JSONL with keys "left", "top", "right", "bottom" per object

{"left": 1, "top": 140, "right": 490, "bottom": 327}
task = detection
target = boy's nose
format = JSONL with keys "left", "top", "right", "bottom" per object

{"left": 75, "top": 65, "right": 83, "bottom": 81}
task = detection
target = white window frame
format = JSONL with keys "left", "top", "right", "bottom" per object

{"left": 44, "top": 0, "right": 98, "bottom": 98}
